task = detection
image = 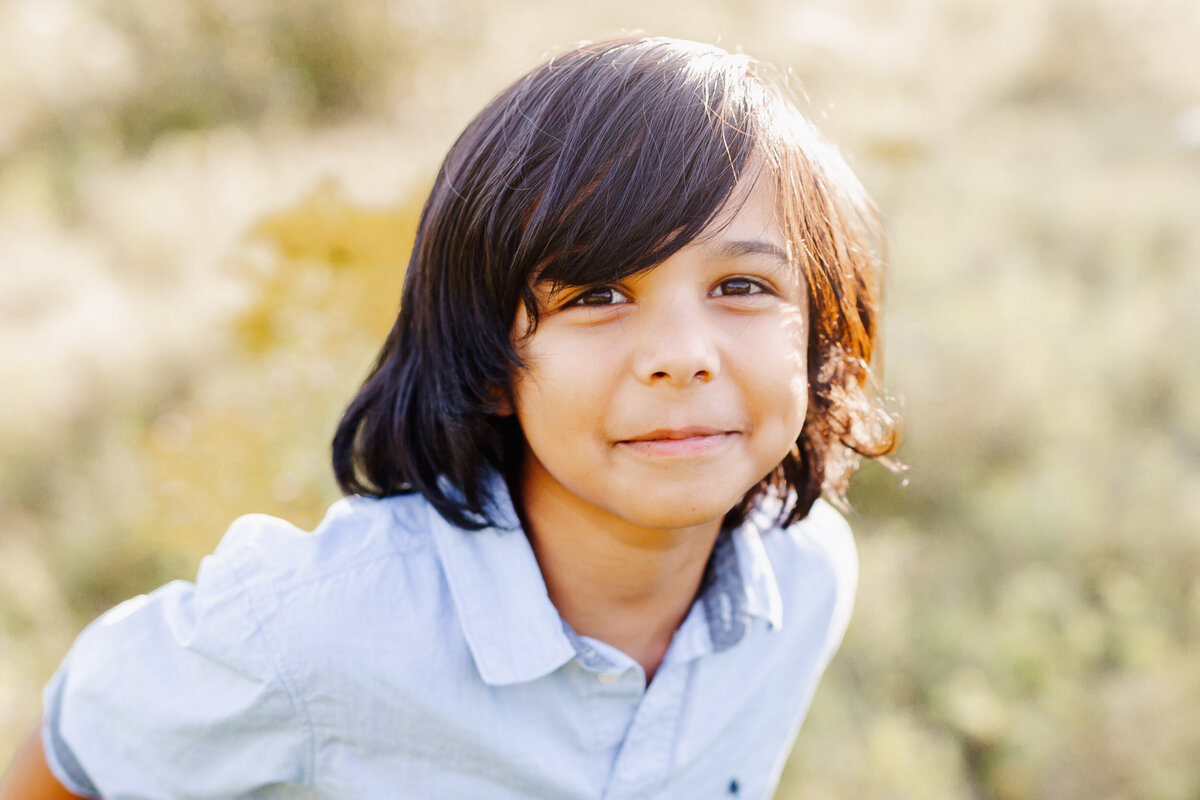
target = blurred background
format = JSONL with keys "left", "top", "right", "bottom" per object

{"left": 2, "top": 0, "right": 1198, "bottom": 797}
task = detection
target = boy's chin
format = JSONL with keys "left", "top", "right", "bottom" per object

{"left": 607, "top": 491, "right": 747, "bottom": 533}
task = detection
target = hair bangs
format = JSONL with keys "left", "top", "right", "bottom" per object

{"left": 508, "top": 41, "right": 769, "bottom": 317}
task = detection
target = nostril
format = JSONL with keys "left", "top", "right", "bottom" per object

{"left": 650, "top": 369, "right": 709, "bottom": 382}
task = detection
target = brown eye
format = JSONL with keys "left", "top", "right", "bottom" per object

{"left": 715, "top": 278, "right": 764, "bottom": 296}
{"left": 569, "top": 286, "right": 629, "bottom": 306}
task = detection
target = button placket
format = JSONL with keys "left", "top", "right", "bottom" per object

{"left": 601, "top": 662, "right": 689, "bottom": 799}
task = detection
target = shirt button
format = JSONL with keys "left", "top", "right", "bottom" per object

{"left": 597, "top": 672, "right": 621, "bottom": 684}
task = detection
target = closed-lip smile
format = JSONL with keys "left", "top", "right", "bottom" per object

{"left": 616, "top": 427, "right": 736, "bottom": 456}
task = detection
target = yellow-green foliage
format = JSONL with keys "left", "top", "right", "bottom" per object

{"left": 138, "top": 181, "right": 420, "bottom": 564}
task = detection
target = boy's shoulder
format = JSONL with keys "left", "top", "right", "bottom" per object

{"left": 758, "top": 498, "right": 858, "bottom": 627}
{"left": 210, "top": 492, "right": 437, "bottom": 597}
{"left": 780, "top": 499, "right": 857, "bottom": 578}
{"left": 42, "top": 493, "right": 457, "bottom": 798}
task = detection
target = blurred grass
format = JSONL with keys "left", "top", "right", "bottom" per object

{"left": 2, "top": 0, "right": 1198, "bottom": 797}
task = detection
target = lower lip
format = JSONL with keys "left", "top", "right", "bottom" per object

{"left": 617, "top": 432, "right": 735, "bottom": 457}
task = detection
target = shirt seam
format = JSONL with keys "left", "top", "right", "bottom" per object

{"left": 256, "top": 548, "right": 423, "bottom": 603}
{"left": 228, "top": 499, "right": 431, "bottom": 601}
{"left": 221, "top": 554, "right": 319, "bottom": 790}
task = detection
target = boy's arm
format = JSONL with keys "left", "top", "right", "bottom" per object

{"left": 0, "top": 719, "right": 85, "bottom": 800}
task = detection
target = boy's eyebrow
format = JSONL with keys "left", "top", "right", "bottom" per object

{"left": 708, "top": 239, "right": 789, "bottom": 264}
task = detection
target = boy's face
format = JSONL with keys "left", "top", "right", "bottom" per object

{"left": 510, "top": 174, "right": 809, "bottom": 535}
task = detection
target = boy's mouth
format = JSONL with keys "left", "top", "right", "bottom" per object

{"left": 616, "top": 428, "right": 735, "bottom": 456}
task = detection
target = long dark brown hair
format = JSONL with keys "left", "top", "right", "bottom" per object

{"left": 333, "top": 37, "right": 899, "bottom": 530}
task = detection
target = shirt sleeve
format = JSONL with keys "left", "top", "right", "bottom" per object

{"left": 42, "top": 541, "right": 312, "bottom": 799}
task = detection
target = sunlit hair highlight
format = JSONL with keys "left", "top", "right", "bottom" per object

{"left": 333, "top": 37, "right": 900, "bottom": 530}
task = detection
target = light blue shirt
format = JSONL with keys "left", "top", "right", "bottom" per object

{"left": 43, "top": 485, "right": 856, "bottom": 800}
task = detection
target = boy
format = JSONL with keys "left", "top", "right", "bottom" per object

{"left": 3, "top": 37, "right": 898, "bottom": 799}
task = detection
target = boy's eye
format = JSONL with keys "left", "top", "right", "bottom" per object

{"left": 568, "top": 286, "right": 630, "bottom": 306}
{"left": 713, "top": 277, "right": 766, "bottom": 296}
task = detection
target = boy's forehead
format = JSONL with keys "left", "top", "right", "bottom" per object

{"left": 696, "top": 168, "right": 790, "bottom": 256}
{"left": 704, "top": 238, "right": 789, "bottom": 266}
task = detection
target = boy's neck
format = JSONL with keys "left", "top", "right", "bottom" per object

{"left": 520, "top": 478, "right": 724, "bottom": 683}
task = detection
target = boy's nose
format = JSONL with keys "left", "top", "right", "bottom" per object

{"left": 633, "top": 305, "right": 721, "bottom": 387}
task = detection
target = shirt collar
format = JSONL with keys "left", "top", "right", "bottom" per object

{"left": 427, "top": 475, "right": 783, "bottom": 683}
{"left": 427, "top": 477, "right": 578, "bottom": 686}
{"left": 697, "top": 509, "right": 784, "bottom": 653}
